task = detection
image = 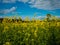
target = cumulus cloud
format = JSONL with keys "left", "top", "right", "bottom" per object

{"left": 19, "top": 0, "right": 60, "bottom": 10}
{"left": 2, "top": 0, "right": 16, "bottom": 3}
{"left": 2, "top": 0, "right": 60, "bottom": 10}
{"left": 0, "top": 7, "right": 16, "bottom": 14}
{"left": 2, "top": 0, "right": 29, "bottom": 3}
{"left": 35, "top": 16, "right": 46, "bottom": 19}
{"left": 18, "top": 0, "right": 29, "bottom": 3}
{"left": 28, "top": 0, "right": 35, "bottom": 4}
{"left": 28, "top": 0, "right": 60, "bottom": 10}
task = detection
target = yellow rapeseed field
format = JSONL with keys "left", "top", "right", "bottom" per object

{"left": 0, "top": 18, "right": 60, "bottom": 45}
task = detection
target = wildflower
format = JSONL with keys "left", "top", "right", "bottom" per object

{"left": 57, "top": 22, "right": 60, "bottom": 26}
{"left": 34, "top": 32, "right": 37, "bottom": 37}
{"left": 4, "top": 26, "right": 9, "bottom": 30}
{"left": 3, "top": 42, "right": 11, "bottom": 45}
{"left": 3, "top": 26, "right": 9, "bottom": 32}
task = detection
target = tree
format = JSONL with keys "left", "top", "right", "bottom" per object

{"left": 46, "top": 14, "right": 51, "bottom": 21}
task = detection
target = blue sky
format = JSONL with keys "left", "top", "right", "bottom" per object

{"left": 0, "top": 0, "right": 60, "bottom": 19}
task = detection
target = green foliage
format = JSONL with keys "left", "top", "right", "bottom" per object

{"left": 0, "top": 15, "right": 60, "bottom": 45}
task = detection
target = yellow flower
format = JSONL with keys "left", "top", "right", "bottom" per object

{"left": 3, "top": 42, "right": 11, "bottom": 45}
{"left": 31, "top": 29, "right": 34, "bottom": 33}
{"left": 22, "top": 23, "right": 27, "bottom": 27}
{"left": 3, "top": 26, "right": 9, "bottom": 32}
{"left": 34, "top": 32, "right": 37, "bottom": 37}
{"left": 41, "top": 22, "right": 45, "bottom": 26}
{"left": 57, "top": 22, "right": 60, "bottom": 26}
{"left": 4, "top": 26, "right": 9, "bottom": 30}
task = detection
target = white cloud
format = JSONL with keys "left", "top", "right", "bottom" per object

{"left": 28, "top": 0, "right": 35, "bottom": 4}
{"left": 0, "top": 7, "right": 16, "bottom": 14}
{"left": 49, "top": 10, "right": 56, "bottom": 13}
{"left": 2, "top": 0, "right": 29, "bottom": 3}
{"left": 2, "top": 0, "right": 60, "bottom": 10}
{"left": 28, "top": 0, "right": 60, "bottom": 10}
{"left": 18, "top": 0, "right": 29, "bottom": 3}
{"left": 12, "top": 12, "right": 22, "bottom": 14}
{"left": 18, "top": 0, "right": 60, "bottom": 10}
{"left": 56, "top": 16, "right": 60, "bottom": 18}
{"left": 2, "top": 0, "right": 16, "bottom": 3}
{"left": 0, "top": 16, "right": 3, "bottom": 18}
{"left": 35, "top": 16, "right": 46, "bottom": 19}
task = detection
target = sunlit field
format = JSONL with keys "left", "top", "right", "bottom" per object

{"left": 0, "top": 15, "right": 60, "bottom": 45}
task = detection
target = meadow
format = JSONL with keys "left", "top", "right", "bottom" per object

{"left": 0, "top": 16, "right": 60, "bottom": 45}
